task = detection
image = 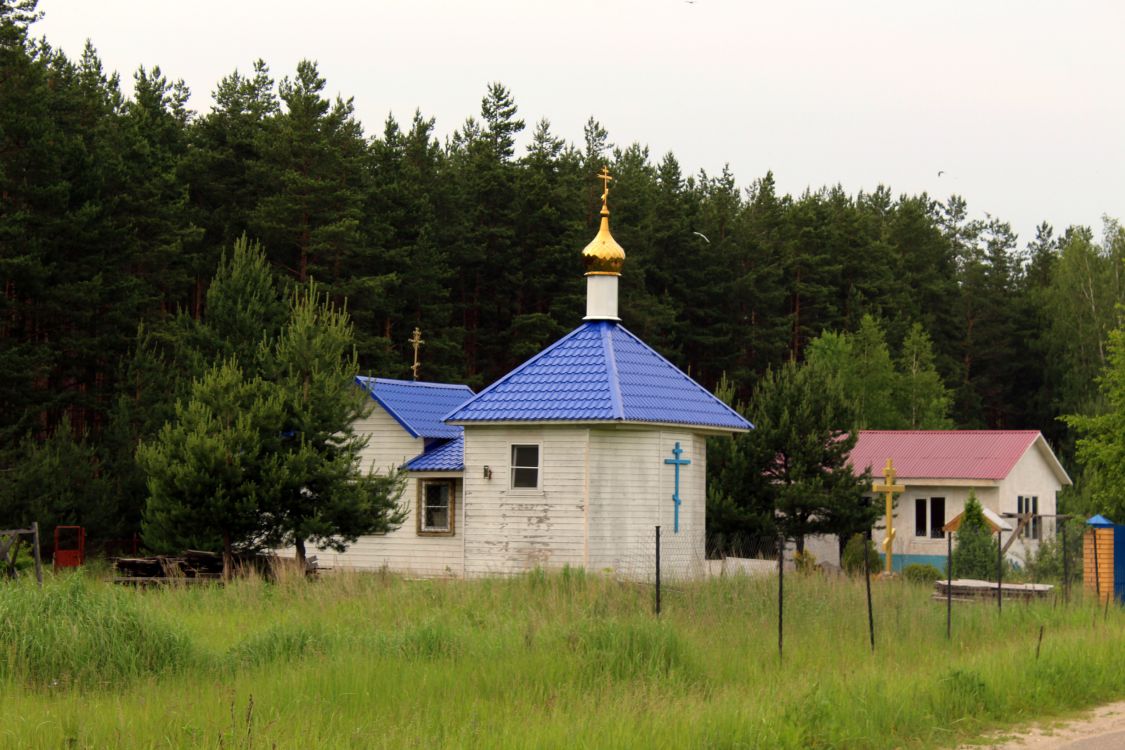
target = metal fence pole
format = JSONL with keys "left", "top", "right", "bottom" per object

{"left": 997, "top": 531, "right": 1003, "bottom": 614}
{"left": 1062, "top": 521, "right": 1070, "bottom": 604}
{"left": 654, "top": 525, "right": 661, "bottom": 616}
{"left": 777, "top": 532, "right": 784, "bottom": 661}
{"left": 946, "top": 530, "right": 952, "bottom": 639}
{"left": 864, "top": 533, "right": 875, "bottom": 653}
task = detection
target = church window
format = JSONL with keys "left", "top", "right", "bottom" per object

{"left": 418, "top": 480, "right": 455, "bottom": 535}
{"left": 510, "top": 444, "right": 540, "bottom": 489}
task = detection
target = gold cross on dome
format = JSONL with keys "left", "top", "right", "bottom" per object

{"left": 598, "top": 166, "right": 613, "bottom": 208}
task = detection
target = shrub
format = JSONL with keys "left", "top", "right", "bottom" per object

{"left": 841, "top": 533, "right": 880, "bottom": 575}
{"left": 793, "top": 549, "right": 817, "bottom": 574}
{"left": 902, "top": 563, "right": 944, "bottom": 584}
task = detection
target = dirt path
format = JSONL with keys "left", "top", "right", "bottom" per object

{"left": 965, "top": 701, "right": 1125, "bottom": 749}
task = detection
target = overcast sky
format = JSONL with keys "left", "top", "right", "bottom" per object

{"left": 36, "top": 0, "right": 1124, "bottom": 247}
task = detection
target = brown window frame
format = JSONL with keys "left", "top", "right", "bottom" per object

{"left": 416, "top": 479, "right": 456, "bottom": 537}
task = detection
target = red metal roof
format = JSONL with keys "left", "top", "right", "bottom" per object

{"left": 850, "top": 430, "right": 1041, "bottom": 480}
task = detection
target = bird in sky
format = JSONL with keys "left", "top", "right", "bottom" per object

{"left": 937, "top": 170, "right": 945, "bottom": 177}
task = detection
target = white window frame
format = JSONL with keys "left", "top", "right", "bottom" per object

{"left": 509, "top": 443, "right": 541, "bottom": 491}
{"left": 417, "top": 479, "right": 456, "bottom": 536}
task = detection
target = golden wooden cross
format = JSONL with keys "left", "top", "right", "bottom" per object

{"left": 409, "top": 327, "right": 424, "bottom": 381}
{"left": 598, "top": 166, "right": 613, "bottom": 208}
{"left": 872, "top": 457, "right": 905, "bottom": 575}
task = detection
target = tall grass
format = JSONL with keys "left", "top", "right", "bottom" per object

{"left": 2, "top": 570, "right": 1124, "bottom": 748}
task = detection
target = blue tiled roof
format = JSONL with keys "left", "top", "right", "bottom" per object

{"left": 403, "top": 436, "right": 464, "bottom": 472}
{"left": 356, "top": 377, "right": 474, "bottom": 439}
{"left": 445, "top": 321, "right": 752, "bottom": 431}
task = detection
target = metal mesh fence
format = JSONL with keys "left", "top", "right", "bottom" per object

{"left": 612, "top": 526, "right": 779, "bottom": 587}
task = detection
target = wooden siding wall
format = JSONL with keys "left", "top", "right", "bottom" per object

{"left": 461, "top": 426, "right": 588, "bottom": 576}
{"left": 323, "top": 405, "right": 466, "bottom": 576}
{"left": 586, "top": 428, "right": 706, "bottom": 578}
{"left": 1084, "top": 528, "right": 1114, "bottom": 603}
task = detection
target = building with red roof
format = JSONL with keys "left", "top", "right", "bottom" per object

{"left": 806, "top": 430, "right": 1071, "bottom": 571}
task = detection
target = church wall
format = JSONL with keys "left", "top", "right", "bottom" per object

{"left": 461, "top": 425, "right": 589, "bottom": 576}
{"left": 355, "top": 404, "right": 425, "bottom": 475}
{"left": 586, "top": 427, "right": 707, "bottom": 580}
{"left": 316, "top": 404, "right": 466, "bottom": 577}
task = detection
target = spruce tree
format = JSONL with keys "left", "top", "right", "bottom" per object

{"left": 950, "top": 492, "right": 1000, "bottom": 580}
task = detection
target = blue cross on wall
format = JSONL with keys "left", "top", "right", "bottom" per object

{"left": 664, "top": 442, "right": 692, "bottom": 533}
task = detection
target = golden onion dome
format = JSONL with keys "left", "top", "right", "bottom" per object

{"left": 582, "top": 168, "right": 626, "bottom": 276}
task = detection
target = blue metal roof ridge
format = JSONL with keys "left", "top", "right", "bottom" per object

{"left": 441, "top": 323, "right": 600, "bottom": 423}
{"left": 371, "top": 377, "right": 474, "bottom": 391}
{"left": 601, "top": 323, "right": 625, "bottom": 420}
{"left": 611, "top": 324, "right": 752, "bottom": 430}
{"left": 355, "top": 376, "right": 421, "bottom": 438}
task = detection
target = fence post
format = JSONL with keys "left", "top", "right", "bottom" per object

{"left": 654, "top": 525, "right": 661, "bottom": 616}
{"left": 31, "top": 521, "right": 42, "bottom": 587}
{"left": 997, "top": 531, "right": 1003, "bottom": 614}
{"left": 864, "top": 532, "right": 875, "bottom": 653}
{"left": 777, "top": 532, "right": 784, "bottom": 660}
{"left": 946, "top": 530, "right": 952, "bottom": 640}
{"left": 1061, "top": 521, "right": 1069, "bottom": 604}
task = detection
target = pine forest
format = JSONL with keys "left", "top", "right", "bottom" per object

{"left": 3, "top": 2, "right": 1123, "bottom": 545}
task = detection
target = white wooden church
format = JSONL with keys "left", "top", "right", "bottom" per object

{"left": 324, "top": 176, "right": 752, "bottom": 577}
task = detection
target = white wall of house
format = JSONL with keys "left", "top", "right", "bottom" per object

{"left": 893, "top": 482, "right": 999, "bottom": 562}
{"left": 461, "top": 425, "right": 589, "bottom": 576}
{"left": 997, "top": 442, "right": 1062, "bottom": 565}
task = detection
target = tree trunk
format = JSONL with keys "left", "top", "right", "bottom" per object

{"left": 294, "top": 537, "right": 307, "bottom": 571}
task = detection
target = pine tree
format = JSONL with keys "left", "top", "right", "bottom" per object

{"left": 138, "top": 360, "right": 286, "bottom": 577}
{"left": 265, "top": 282, "right": 405, "bottom": 566}
{"left": 722, "top": 361, "right": 873, "bottom": 552}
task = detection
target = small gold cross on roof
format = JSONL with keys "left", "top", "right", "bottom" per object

{"left": 409, "top": 327, "right": 424, "bottom": 381}
{"left": 598, "top": 166, "right": 613, "bottom": 209}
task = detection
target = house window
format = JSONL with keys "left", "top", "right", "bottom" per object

{"left": 418, "top": 480, "right": 455, "bottom": 535}
{"left": 914, "top": 498, "right": 945, "bottom": 538}
{"left": 929, "top": 497, "right": 945, "bottom": 539}
{"left": 510, "top": 444, "right": 540, "bottom": 489}
{"left": 1018, "top": 495, "right": 1041, "bottom": 540}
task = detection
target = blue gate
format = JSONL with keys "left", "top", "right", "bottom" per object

{"left": 1114, "top": 525, "right": 1125, "bottom": 604}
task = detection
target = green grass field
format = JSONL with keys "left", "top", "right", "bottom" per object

{"left": 2, "top": 569, "right": 1124, "bottom": 749}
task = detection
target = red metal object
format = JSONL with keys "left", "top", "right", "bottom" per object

{"left": 53, "top": 526, "right": 85, "bottom": 570}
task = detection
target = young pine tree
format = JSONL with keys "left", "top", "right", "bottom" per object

{"left": 266, "top": 281, "right": 405, "bottom": 566}
{"left": 138, "top": 360, "right": 287, "bottom": 578}
{"left": 731, "top": 361, "right": 874, "bottom": 552}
